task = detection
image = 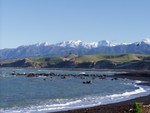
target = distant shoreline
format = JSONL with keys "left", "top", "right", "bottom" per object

{"left": 1, "top": 67, "right": 150, "bottom": 72}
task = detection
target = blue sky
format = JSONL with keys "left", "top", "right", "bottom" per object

{"left": 1, "top": 0, "right": 150, "bottom": 49}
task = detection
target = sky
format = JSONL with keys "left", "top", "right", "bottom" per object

{"left": 1, "top": 0, "right": 150, "bottom": 49}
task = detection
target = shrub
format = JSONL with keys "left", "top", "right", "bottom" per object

{"left": 133, "top": 102, "right": 143, "bottom": 113}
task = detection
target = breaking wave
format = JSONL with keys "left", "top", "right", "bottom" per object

{"left": 1, "top": 84, "right": 149, "bottom": 113}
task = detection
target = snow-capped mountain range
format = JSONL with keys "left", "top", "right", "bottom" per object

{"left": 20, "top": 38, "right": 150, "bottom": 48}
{"left": 56, "top": 40, "right": 118, "bottom": 48}
{"left": 19, "top": 40, "right": 118, "bottom": 49}
{"left": 0, "top": 39, "right": 150, "bottom": 60}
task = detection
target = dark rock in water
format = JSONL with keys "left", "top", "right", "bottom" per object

{"left": 43, "top": 78, "right": 46, "bottom": 80}
{"left": 27, "top": 73, "right": 38, "bottom": 77}
{"left": 49, "top": 72, "right": 55, "bottom": 76}
{"left": 61, "top": 76, "right": 66, "bottom": 79}
{"left": 83, "top": 81, "right": 92, "bottom": 84}
{"left": 98, "top": 75, "right": 107, "bottom": 79}
{"left": 11, "top": 72, "right": 15, "bottom": 75}
{"left": 111, "top": 77, "right": 118, "bottom": 80}
{"left": 43, "top": 73, "right": 49, "bottom": 76}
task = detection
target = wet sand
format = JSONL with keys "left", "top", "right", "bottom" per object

{"left": 52, "top": 71, "right": 150, "bottom": 113}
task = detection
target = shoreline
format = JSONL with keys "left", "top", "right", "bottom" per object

{"left": 1, "top": 67, "right": 150, "bottom": 72}
{"left": 51, "top": 71, "right": 150, "bottom": 113}
{"left": 52, "top": 95, "right": 150, "bottom": 113}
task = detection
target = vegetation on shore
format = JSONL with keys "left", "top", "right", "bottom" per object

{"left": 0, "top": 54, "right": 150, "bottom": 69}
{"left": 133, "top": 103, "right": 143, "bottom": 113}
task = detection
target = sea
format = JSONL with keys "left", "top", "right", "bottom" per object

{"left": 0, "top": 68, "right": 150, "bottom": 113}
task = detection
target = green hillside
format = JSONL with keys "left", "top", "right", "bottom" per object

{"left": 30, "top": 56, "right": 63, "bottom": 64}
{"left": 1, "top": 54, "right": 148, "bottom": 64}
{"left": 0, "top": 54, "right": 149, "bottom": 70}
{"left": 73, "top": 54, "right": 147, "bottom": 63}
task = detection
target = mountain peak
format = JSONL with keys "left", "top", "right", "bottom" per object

{"left": 56, "top": 40, "right": 83, "bottom": 48}
{"left": 141, "top": 38, "right": 150, "bottom": 44}
{"left": 98, "top": 40, "right": 117, "bottom": 46}
{"left": 40, "top": 42, "right": 50, "bottom": 46}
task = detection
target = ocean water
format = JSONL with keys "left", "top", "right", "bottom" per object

{"left": 0, "top": 68, "right": 150, "bottom": 113}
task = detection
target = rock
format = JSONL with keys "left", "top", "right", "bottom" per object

{"left": 83, "top": 81, "right": 92, "bottom": 84}
{"left": 27, "top": 73, "right": 38, "bottom": 77}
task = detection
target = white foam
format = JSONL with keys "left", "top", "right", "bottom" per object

{"left": 80, "top": 72, "right": 86, "bottom": 74}
{"left": 1, "top": 85, "right": 149, "bottom": 113}
{"left": 135, "top": 80, "right": 142, "bottom": 84}
{"left": 49, "top": 100, "right": 82, "bottom": 107}
{"left": 106, "top": 86, "right": 145, "bottom": 99}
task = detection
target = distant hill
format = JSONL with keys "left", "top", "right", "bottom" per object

{"left": 0, "top": 39, "right": 150, "bottom": 60}
{"left": 1, "top": 54, "right": 150, "bottom": 70}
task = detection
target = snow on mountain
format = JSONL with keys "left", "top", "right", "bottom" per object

{"left": 0, "top": 39, "right": 149, "bottom": 60}
{"left": 97, "top": 40, "right": 118, "bottom": 47}
{"left": 56, "top": 40, "right": 82, "bottom": 48}
{"left": 132, "top": 38, "right": 150, "bottom": 45}
{"left": 119, "top": 43, "right": 131, "bottom": 45}
{"left": 15, "top": 39, "right": 150, "bottom": 49}
{"left": 40, "top": 42, "right": 50, "bottom": 46}
{"left": 141, "top": 38, "right": 150, "bottom": 44}
{"left": 56, "top": 40, "right": 118, "bottom": 48}
{"left": 89, "top": 42, "right": 98, "bottom": 48}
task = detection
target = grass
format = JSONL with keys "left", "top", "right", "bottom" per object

{"left": 133, "top": 103, "right": 143, "bottom": 113}
{"left": 1, "top": 54, "right": 149, "bottom": 64}
{"left": 73, "top": 54, "right": 148, "bottom": 63}
{"left": 30, "top": 56, "right": 63, "bottom": 64}
{"left": 75, "top": 55, "right": 99, "bottom": 62}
